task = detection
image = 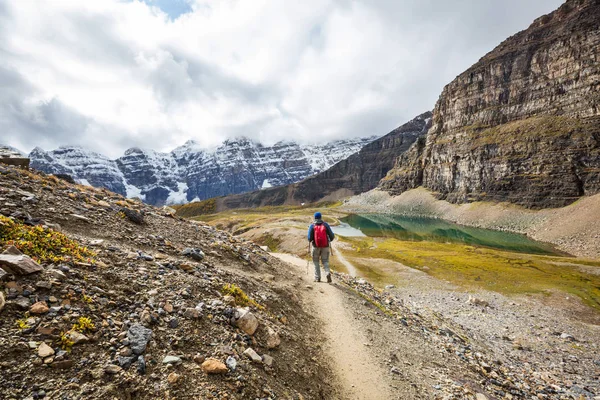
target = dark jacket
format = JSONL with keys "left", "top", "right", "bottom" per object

{"left": 307, "top": 219, "right": 335, "bottom": 245}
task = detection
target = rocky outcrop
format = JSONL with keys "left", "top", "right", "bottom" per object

{"left": 381, "top": 0, "right": 600, "bottom": 208}
{"left": 209, "top": 112, "right": 431, "bottom": 211}
{"left": 27, "top": 137, "right": 375, "bottom": 206}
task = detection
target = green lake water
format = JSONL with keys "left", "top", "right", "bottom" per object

{"left": 339, "top": 214, "right": 562, "bottom": 256}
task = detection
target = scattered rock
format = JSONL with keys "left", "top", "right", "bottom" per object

{"left": 243, "top": 348, "right": 262, "bottom": 363}
{"left": 201, "top": 358, "right": 228, "bottom": 374}
{"left": 121, "top": 208, "right": 144, "bottom": 224}
{"left": 476, "top": 394, "right": 489, "bottom": 400}
{"left": 265, "top": 327, "right": 281, "bottom": 349}
{"left": 30, "top": 301, "right": 49, "bottom": 314}
{"left": 560, "top": 333, "right": 576, "bottom": 341}
{"left": 226, "top": 356, "right": 237, "bottom": 371}
{"left": 167, "top": 372, "right": 180, "bottom": 385}
{"left": 66, "top": 330, "right": 89, "bottom": 345}
{"left": 128, "top": 324, "right": 152, "bottom": 355}
{"left": 262, "top": 354, "right": 274, "bottom": 367}
{"left": 0, "top": 254, "right": 43, "bottom": 275}
{"left": 235, "top": 308, "right": 259, "bottom": 335}
{"left": 38, "top": 343, "right": 55, "bottom": 358}
{"left": 162, "top": 355, "right": 182, "bottom": 365}
{"left": 105, "top": 365, "right": 122, "bottom": 375}
{"left": 183, "top": 308, "right": 200, "bottom": 319}
{"left": 0, "top": 292, "right": 4, "bottom": 313}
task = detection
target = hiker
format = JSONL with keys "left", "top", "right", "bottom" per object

{"left": 307, "top": 211, "right": 335, "bottom": 283}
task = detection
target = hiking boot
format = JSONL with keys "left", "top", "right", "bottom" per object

{"left": 314, "top": 278, "right": 321, "bottom": 283}
{"left": 326, "top": 273, "right": 332, "bottom": 283}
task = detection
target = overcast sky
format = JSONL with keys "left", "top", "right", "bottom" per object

{"left": 0, "top": 0, "right": 563, "bottom": 158}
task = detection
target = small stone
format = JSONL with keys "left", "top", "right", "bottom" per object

{"left": 139, "top": 310, "right": 152, "bottom": 326}
{"left": 201, "top": 358, "right": 228, "bottom": 374}
{"left": 167, "top": 372, "right": 180, "bottom": 385}
{"left": 35, "top": 281, "right": 52, "bottom": 290}
{"left": 137, "top": 355, "right": 146, "bottom": 375}
{"left": 222, "top": 295, "right": 236, "bottom": 306}
{"left": 128, "top": 324, "right": 152, "bottom": 355}
{"left": 66, "top": 330, "right": 89, "bottom": 345}
{"left": 0, "top": 292, "right": 4, "bottom": 313}
{"left": 560, "top": 333, "right": 575, "bottom": 341}
{"left": 262, "top": 354, "right": 274, "bottom": 367}
{"left": 105, "top": 365, "right": 122, "bottom": 375}
{"left": 30, "top": 301, "right": 49, "bottom": 314}
{"left": 476, "top": 394, "right": 489, "bottom": 400}
{"left": 51, "top": 360, "right": 74, "bottom": 369}
{"left": 193, "top": 354, "right": 205, "bottom": 364}
{"left": 38, "top": 343, "right": 55, "bottom": 358}
{"left": 47, "top": 269, "right": 67, "bottom": 281}
{"left": 265, "top": 327, "right": 281, "bottom": 349}
{"left": 226, "top": 356, "right": 237, "bottom": 371}
{"left": 243, "top": 348, "right": 262, "bottom": 363}
{"left": 183, "top": 308, "right": 199, "bottom": 319}
{"left": 163, "top": 301, "right": 174, "bottom": 313}
{"left": 168, "top": 318, "right": 179, "bottom": 329}
{"left": 236, "top": 308, "right": 259, "bottom": 336}
{"left": 162, "top": 355, "right": 182, "bottom": 365}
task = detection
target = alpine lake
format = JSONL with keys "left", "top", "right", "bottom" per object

{"left": 331, "top": 214, "right": 600, "bottom": 312}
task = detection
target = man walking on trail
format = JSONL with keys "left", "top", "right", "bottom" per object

{"left": 308, "top": 212, "right": 335, "bottom": 283}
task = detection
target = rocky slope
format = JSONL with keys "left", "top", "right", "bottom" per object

{"left": 0, "top": 164, "right": 336, "bottom": 399}
{"left": 381, "top": 0, "right": 600, "bottom": 208}
{"left": 27, "top": 136, "right": 376, "bottom": 207}
{"left": 182, "top": 112, "right": 431, "bottom": 214}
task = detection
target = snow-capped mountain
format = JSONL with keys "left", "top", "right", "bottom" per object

{"left": 25, "top": 136, "right": 377, "bottom": 206}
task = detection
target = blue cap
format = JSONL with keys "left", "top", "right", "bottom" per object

{"left": 314, "top": 212, "right": 322, "bottom": 219}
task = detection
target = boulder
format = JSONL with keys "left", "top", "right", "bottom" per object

{"left": 0, "top": 254, "right": 43, "bottom": 275}
{"left": 201, "top": 358, "right": 228, "bottom": 374}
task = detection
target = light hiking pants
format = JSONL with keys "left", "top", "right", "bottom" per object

{"left": 312, "top": 246, "right": 330, "bottom": 281}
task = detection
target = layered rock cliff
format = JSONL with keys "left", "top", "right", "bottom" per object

{"left": 381, "top": 0, "right": 600, "bottom": 208}
{"left": 204, "top": 112, "right": 432, "bottom": 212}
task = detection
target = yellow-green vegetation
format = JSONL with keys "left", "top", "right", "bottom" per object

{"left": 342, "top": 236, "right": 600, "bottom": 311}
{"left": 176, "top": 198, "right": 217, "bottom": 217}
{"left": 81, "top": 294, "right": 94, "bottom": 304}
{"left": 0, "top": 215, "right": 96, "bottom": 264}
{"left": 463, "top": 115, "right": 600, "bottom": 149}
{"left": 72, "top": 316, "right": 95, "bottom": 333}
{"left": 59, "top": 331, "right": 74, "bottom": 351}
{"left": 15, "top": 315, "right": 31, "bottom": 330}
{"left": 254, "top": 233, "right": 282, "bottom": 252}
{"left": 221, "top": 283, "right": 264, "bottom": 310}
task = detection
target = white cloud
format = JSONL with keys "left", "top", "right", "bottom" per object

{"left": 0, "top": 0, "right": 564, "bottom": 158}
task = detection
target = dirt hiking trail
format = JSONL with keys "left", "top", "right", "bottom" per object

{"left": 273, "top": 252, "right": 395, "bottom": 400}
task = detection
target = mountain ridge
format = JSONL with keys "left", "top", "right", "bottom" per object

{"left": 23, "top": 136, "right": 377, "bottom": 206}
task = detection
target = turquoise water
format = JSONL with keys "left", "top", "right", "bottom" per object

{"left": 340, "top": 214, "right": 563, "bottom": 255}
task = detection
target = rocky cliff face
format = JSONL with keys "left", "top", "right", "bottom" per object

{"left": 28, "top": 137, "right": 375, "bottom": 206}
{"left": 381, "top": 0, "right": 600, "bottom": 208}
{"left": 212, "top": 112, "right": 432, "bottom": 211}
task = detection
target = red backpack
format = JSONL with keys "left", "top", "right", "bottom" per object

{"left": 314, "top": 224, "right": 329, "bottom": 248}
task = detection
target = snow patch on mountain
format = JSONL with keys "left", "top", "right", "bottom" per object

{"left": 24, "top": 135, "right": 379, "bottom": 206}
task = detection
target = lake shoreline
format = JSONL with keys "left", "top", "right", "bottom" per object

{"left": 342, "top": 187, "right": 600, "bottom": 259}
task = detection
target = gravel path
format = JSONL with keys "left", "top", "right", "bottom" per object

{"left": 274, "top": 253, "right": 396, "bottom": 400}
